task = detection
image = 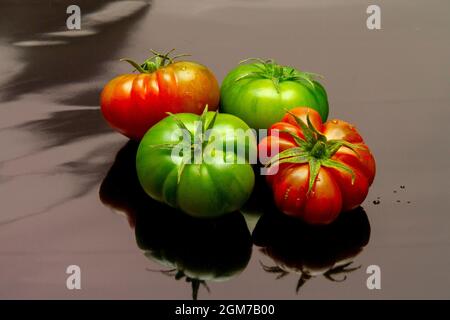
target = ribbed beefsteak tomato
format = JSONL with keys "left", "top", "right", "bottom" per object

{"left": 220, "top": 58, "right": 328, "bottom": 130}
{"left": 259, "top": 107, "right": 376, "bottom": 225}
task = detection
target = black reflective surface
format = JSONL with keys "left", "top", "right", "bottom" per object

{"left": 99, "top": 141, "right": 368, "bottom": 299}
{"left": 0, "top": 0, "right": 449, "bottom": 299}
{"left": 100, "top": 143, "right": 253, "bottom": 300}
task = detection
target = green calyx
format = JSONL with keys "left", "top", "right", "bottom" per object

{"left": 150, "top": 106, "right": 218, "bottom": 183}
{"left": 121, "top": 48, "right": 190, "bottom": 73}
{"left": 235, "top": 58, "right": 323, "bottom": 92}
{"left": 171, "top": 106, "right": 218, "bottom": 183}
{"left": 265, "top": 110, "right": 365, "bottom": 193}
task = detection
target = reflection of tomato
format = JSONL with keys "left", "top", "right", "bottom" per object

{"left": 101, "top": 50, "right": 220, "bottom": 140}
{"left": 99, "top": 140, "right": 144, "bottom": 228}
{"left": 135, "top": 210, "right": 252, "bottom": 297}
{"left": 259, "top": 107, "right": 376, "bottom": 225}
{"left": 253, "top": 206, "right": 370, "bottom": 292}
{"left": 220, "top": 59, "right": 328, "bottom": 130}
{"left": 99, "top": 141, "right": 252, "bottom": 300}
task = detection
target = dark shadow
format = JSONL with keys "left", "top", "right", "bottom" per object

{"left": 16, "top": 108, "right": 111, "bottom": 148}
{"left": 0, "top": 107, "right": 121, "bottom": 226}
{"left": 98, "top": 140, "right": 145, "bottom": 226}
{"left": 59, "top": 87, "right": 104, "bottom": 107}
{"left": 240, "top": 165, "right": 274, "bottom": 217}
{"left": 0, "top": 140, "right": 122, "bottom": 227}
{"left": 99, "top": 141, "right": 253, "bottom": 300}
{"left": 253, "top": 206, "right": 371, "bottom": 293}
{"left": 0, "top": 0, "right": 152, "bottom": 102}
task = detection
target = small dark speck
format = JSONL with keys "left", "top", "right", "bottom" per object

{"left": 407, "top": 201, "right": 411, "bottom": 204}
{"left": 377, "top": 196, "right": 381, "bottom": 199}
{"left": 400, "top": 185, "right": 406, "bottom": 189}
{"left": 393, "top": 190, "right": 397, "bottom": 193}
{"left": 396, "top": 200, "right": 401, "bottom": 203}
{"left": 373, "top": 200, "right": 380, "bottom": 205}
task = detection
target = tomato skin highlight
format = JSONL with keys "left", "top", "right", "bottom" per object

{"left": 259, "top": 107, "right": 376, "bottom": 225}
{"left": 220, "top": 62, "right": 329, "bottom": 130}
{"left": 326, "top": 164, "right": 369, "bottom": 212}
{"left": 101, "top": 61, "right": 220, "bottom": 140}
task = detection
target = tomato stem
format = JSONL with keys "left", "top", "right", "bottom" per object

{"left": 152, "top": 106, "right": 218, "bottom": 183}
{"left": 237, "top": 58, "right": 323, "bottom": 91}
{"left": 120, "top": 49, "right": 190, "bottom": 73}
{"left": 310, "top": 141, "right": 327, "bottom": 158}
{"left": 265, "top": 111, "right": 364, "bottom": 193}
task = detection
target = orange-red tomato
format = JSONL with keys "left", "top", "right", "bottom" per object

{"left": 101, "top": 58, "right": 219, "bottom": 140}
{"left": 258, "top": 107, "right": 376, "bottom": 225}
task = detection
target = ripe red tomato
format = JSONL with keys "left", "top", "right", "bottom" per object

{"left": 100, "top": 50, "right": 220, "bottom": 140}
{"left": 259, "top": 107, "right": 376, "bottom": 225}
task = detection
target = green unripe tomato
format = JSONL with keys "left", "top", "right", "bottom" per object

{"left": 136, "top": 111, "right": 256, "bottom": 218}
{"left": 220, "top": 59, "right": 329, "bottom": 130}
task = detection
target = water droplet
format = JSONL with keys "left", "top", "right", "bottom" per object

{"left": 332, "top": 120, "right": 338, "bottom": 124}
{"left": 373, "top": 200, "right": 380, "bottom": 205}
{"left": 284, "top": 187, "right": 291, "bottom": 200}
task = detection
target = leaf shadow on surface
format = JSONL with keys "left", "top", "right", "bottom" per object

{"left": 0, "top": 0, "right": 152, "bottom": 102}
